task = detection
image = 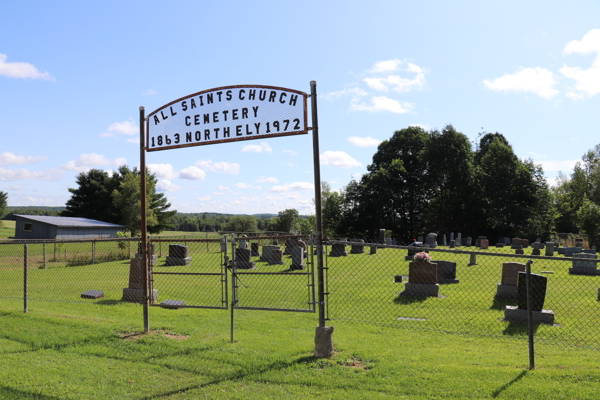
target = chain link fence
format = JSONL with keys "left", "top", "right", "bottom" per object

{"left": 1, "top": 236, "right": 599, "bottom": 351}
{"left": 324, "top": 239, "right": 600, "bottom": 349}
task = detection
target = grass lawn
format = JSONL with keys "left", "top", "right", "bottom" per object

{"left": 0, "top": 240, "right": 598, "bottom": 399}
{"left": 0, "top": 220, "right": 15, "bottom": 239}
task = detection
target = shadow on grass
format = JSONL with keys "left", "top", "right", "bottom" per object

{"left": 490, "top": 297, "right": 515, "bottom": 310}
{"left": 138, "top": 354, "right": 320, "bottom": 400}
{"left": 393, "top": 293, "right": 429, "bottom": 304}
{"left": 491, "top": 370, "right": 528, "bottom": 398}
{"left": 502, "top": 321, "right": 540, "bottom": 336}
{"left": 0, "top": 385, "right": 62, "bottom": 400}
{"left": 94, "top": 299, "right": 122, "bottom": 306}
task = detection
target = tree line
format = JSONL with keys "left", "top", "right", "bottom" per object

{"left": 321, "top": 125, "right": 557, "bottom": 244}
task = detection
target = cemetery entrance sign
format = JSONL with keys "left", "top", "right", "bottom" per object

{"left": 146, "top": 85, "right": 308, "bottom": 152}
{"left": 138, "top": 82, "right": 326, "bottom": 337}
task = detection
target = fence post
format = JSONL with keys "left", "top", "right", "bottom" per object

{"left": 230, "top": 234, "right": 237, "bottom": 343}
{"left": 43, "top": 242, "right": 47, "bottom": 269}
{"left": 24, "top": 244, "right": 28, "bottom": 313}
{"left": 128, "top": 241, "right": 132, "bottom": 259}
{"left": 53, "top": 242, "right": 56, "bottom": 261}
{"left": 92, "top": 241, "right": 96, "bottom": 264}
{"left": 526, "top": 259, "right": 535, "bottom": 370}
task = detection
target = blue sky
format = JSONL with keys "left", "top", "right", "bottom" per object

{"left": 2, "top": 1, "right": 600, "bottom": 215}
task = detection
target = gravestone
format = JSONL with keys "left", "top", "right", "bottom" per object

{"left": 239, "top": 236, "right": 249, "bottom": 250}
{"left": 480, "top": 239, "right": 489, "bottom": 249}
{"left": 575, "top": 238, "right": 584, "bottom": 248}
{"left": 466, "top": 237, "right": 472, "bottom": 246}
{"left": 161, "top": 299, "right": 185, "bottom": 309}
{"left": 251, "top": 242, "right": 260, "bottom": 257}
{"left": 449, "top": 240, "right": 455, "bottom": 249}
{"left": 260, "top": 245, "right": 282, "bottom": 264}
{"left": 370, "top": 245, "right": 377, "bottom": 255}
{"left": 385, "top": 237, "right": 392, "bottom": 245}
{"left": 403, "top": 261, "right": 439, "bottom": 297}
{"left": 271, "top": 249, "right": 283, "bottom": 264}
{"left": 522, "top": 239, "right": 529, "bottom": 248}
{"left": 330, "top": 243, "right": 348, "bottom": 257}
{"left": 425, "top": 233, "right": 437, "bottom": 248}
{"left": 291, "top": 247, "right": 305, "bottom": 270}
{"left": 532, "top": 242, "right": 543, "bottom": 250}
{"left": 504, "top": 272, "right": 554, "bottom": 324}
{"left": 504, "top": 237, "right": 511, "bottom": 245}
{"left": 564, "top": 247, "right": 582, "bottom": 257}
{"left": 583, "top": 249, "right": 597, "bottom": 255}
{"left": 417, "top": 236, "right": 423, "bottom": 243}
{"left": 511, "top": 238, "right": 522, "bottom": 249}
{"left": 165, "top": 244, "right": 192, "bottom": 266}
{"left": 557, "top": 247, "right": 566, "bottom": 255}
{"left": 496, "top": 242, "right": 504, "bottom": 248}
{"left": 436, "top": 261, "right": 459, "bottom": 284}
{"left": 450, "top": 232, "right": 455, "bottom": 242}
{"left": 515, "top": 249, "right": 524, "bottom": 255}
{"left": 456, "top": 233, "right": 462, "bottom": 247}
{"left": 123, "top": 258, "right": 158, "bottom": 303}
{"left": 441, "top": 235, "right": 447, "bottom": 246}
{"left": 350, "top": 239, "right": 365, "bottom": 254}
{"left": 136, "top": 242, "right": 157, "bottom": 264}
{"left": 495, "top": 262, "right": 525, "bottom": 299}
{"left": 379, "top": 229, "right": 385, "bottom": 244}
{"left": 569, "top": 253, "right": 600, "bottom": 275}
{"left": 235, "top": 248, "right": 255, "bottom": 269}
{"left": 468, "top": 253, "right": 477, "bottom": 265}
{"left": 545, "top": 242, "right": 554, "bottom": 256}
{"left": 532, "top": 248, "right": 541, "bottom": 256}
{"left": 81, "top": 290, "right": 104, "bottom": 299}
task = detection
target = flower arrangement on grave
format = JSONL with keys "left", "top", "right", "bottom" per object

{"left": 413, "top": 252, "right": 432, "bottom": 263}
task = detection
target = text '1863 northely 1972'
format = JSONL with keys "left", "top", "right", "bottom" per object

{"left": 146, "top": 85, "right": 308, "bottom": 152}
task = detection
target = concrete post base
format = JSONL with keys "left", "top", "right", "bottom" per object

{"left": 315, "top": 326, "right": 334, "bottom": 358}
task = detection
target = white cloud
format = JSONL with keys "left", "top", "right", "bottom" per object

{"left": 350, "top": 96, "right": 414, "bottom": 114}
{"left": 241, "top": 142, "right": 272, "bottom": 153}
{"left": 271, "top": 182, "right": 314, "bottom": 192}
{"left": 348, "top": 136, "right": 382, "bottom": 147}
{"left": 0, "top": 167, "right": 61, "bottom": 181}
{"left": 148, "top": 163, "right": 178, "bottom": 179}
{"left": 257, "top": 176, "right": 278, "bottom": 183}
{"left": 564, "top": 29, "right": 600, "bottom": 55}
{"left": 560, "top": 30, "right": 600, "bottom": 98}
{"left": 195, "top": 160, "right": 240, "bottom": 174}
{"left": 282, "top": 150, "right": 298, "bottom": 156}
{"left": 216, "top": 184, "right": 229, "bottom": 190}
{"left": 321, "top": 151, "right": 363, "bottom": 169}
{"left": 142, "top": 89, "right": 157, "bottom": 96}
{"left": 483, "top": 67, "right": 559, "bottom": 99}
{"left": 212, "top": 191, "right": 225, "bottom": 195}
{"left": 363, "top": 78, "right": 388, "bottom": 92}
{"left": 369, "top": 59, "right": 404, "bottom": 73}
{"left": 62, "top": 153, "right": 127, "bottom": 172}
{"left": 235, "top": 182, "right": 252, "bottom": 189}
{"left": 179, "top": 166, "right": 206, "bottom": 180}
{"left": 156, "top": 179, "right": 182, "bottom": 192}
{"left": 0, "top": 152, "right": 46, "bottom": 166}
{"left": 0, "top": 54, "right": 54, "bottom": 81}
{"left": 322, "top": 87, "right": 369, "bottom": 100}
{"left": 100, "top": 120, "right": 138, "bottom": 137}
{"left": 364, "top": 73, "right": 426, "bottom": 93}
{"left": 537, "top": 159, "right": 580, "bottom": 172}
{"left": 197, "top": 195, "right": 212, "bottom": 201}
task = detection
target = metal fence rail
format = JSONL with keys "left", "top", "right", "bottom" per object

{"left": 325, "top": 240, "right": 600, "bottom": 349}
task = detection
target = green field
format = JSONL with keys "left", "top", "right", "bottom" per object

{"left": 0, "top": 240, "right": 599, "bottom": 399}
{"left": 0, "top": 220, "right": 15, "bottom": 239}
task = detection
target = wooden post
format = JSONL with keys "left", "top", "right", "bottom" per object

{"left": 43, "top": 243, "right": 47, "bottom": 269}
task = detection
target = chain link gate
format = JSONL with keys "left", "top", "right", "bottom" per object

{"left": 230, "top": 234, "right": 316, "bottom": 313}
{"left": 149, "top": 237, "right": 228, "bottom": 310}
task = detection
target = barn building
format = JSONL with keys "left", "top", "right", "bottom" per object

{"left": 14, "top": 215, "right": 124, "bottom": 240}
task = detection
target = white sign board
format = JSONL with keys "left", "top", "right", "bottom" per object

{"left": 146, "top": 85, "right": 308, "bottom": 152}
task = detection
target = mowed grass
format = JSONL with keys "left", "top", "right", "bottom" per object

{"left": 0, "top": 220, "right": 16, "bottom": 239}
{"left": 0, "top": 241, "right": 599, "bottom": 399}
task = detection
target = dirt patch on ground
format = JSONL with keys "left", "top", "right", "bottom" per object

{"left": 119, "top": 330, "right": 189, "bottom": 341}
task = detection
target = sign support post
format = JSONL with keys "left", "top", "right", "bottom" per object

{"left": 311, "top": 81, "right": 333, "bottom": 357}
{"left": 140, "top": 106, "right": 149, "bottom": 334}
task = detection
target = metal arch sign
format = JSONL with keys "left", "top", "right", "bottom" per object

{"left": 146, "top": 85, "right": 308, "bottom": 152}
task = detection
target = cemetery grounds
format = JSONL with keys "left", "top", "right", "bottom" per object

{"left": 0, "top": 236, "right": 598, "bottom": 399}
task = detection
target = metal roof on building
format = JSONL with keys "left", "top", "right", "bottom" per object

{"left": 14, "top": 215, "right": 124, "bottom": 228}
